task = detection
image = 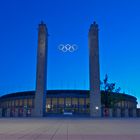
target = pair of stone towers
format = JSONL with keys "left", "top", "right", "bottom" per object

{"left": 34, "top": 21, "right": 101, "bottom": 117}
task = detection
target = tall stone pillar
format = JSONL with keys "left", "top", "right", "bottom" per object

{"left": 34, "top": 22, "right": 48, "bottom": 117}
{"left": 89, "top": 22, "right": 101, "bottom": 117}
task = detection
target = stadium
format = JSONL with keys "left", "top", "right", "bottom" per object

{"left": 0, "top": 90, "right": 138, "bottom": 117}
{"left": 0, "top": 21, "right": 139, "bottom": 118}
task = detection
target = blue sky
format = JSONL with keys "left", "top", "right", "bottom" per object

{"left": 0, "top": 0, "right": 140, "bottom": 107}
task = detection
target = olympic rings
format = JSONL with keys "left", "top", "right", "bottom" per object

{"left": 58, "top": 44, "right": 78, "bottom": 52}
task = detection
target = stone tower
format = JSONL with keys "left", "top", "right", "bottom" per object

{"left": 89, "top": 21, "right": 101, "bottom": 117}
{"left": 34, "top": 22, "right": 48, "bottom": 117}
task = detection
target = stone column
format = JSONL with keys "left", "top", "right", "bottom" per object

{"left": 124, "top": 108, "right": 129, "bottom": 117}
{"left": 109, "top": 108, "right": 113, "bottom": 117}
{"left": 31, "top": 109, "right": 34, "bottom": 117}
{"left": 89, "top": 21, "right": 101, "bottom": 117}
{"left": 34, "top": 22, "right": 48, "bottom": 117}
{"left": 23, "top": 109, "right": 27, "bottom": 117}
{"left": 132, "top": 109, "right": 136, "bottom": 117}
{"left": 7, "top": 108, "right": 10, "bottom": 117}
{"left": 116, "top": 108, "right": 121, "bottom": 117}
{"left": 137, "top": 109, "right": 140, "bottom": 117}
{"left": 0, "top": 108, "right": 2, "bottom": 117}
{"left": 15, "top": 108, "right": 18, "bottom": 117}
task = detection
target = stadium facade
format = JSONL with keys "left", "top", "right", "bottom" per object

{"left": 0, "top": 22, "right": 139, "bottom": 117}
{"left": 0, "top": 90, "right": 138, "bottom": 117}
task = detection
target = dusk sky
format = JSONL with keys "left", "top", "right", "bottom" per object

{"left": 0, "top": 0, "right": 140, "bottom": 106}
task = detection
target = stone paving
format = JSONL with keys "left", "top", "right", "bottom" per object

{"left": 0, "top": 118, "right": 140, "bottom": 140}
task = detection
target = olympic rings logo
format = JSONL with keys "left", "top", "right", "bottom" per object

{"left": 58, "top": 44, "right": 78, "bottom": 52}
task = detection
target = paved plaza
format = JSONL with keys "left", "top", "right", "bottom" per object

{"left": 0, "top": 118, "right": 140, "bottom": 140}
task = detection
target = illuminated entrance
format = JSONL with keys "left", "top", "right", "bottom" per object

{"left": 45, "top": 91, "right": 90, "bottom": 115}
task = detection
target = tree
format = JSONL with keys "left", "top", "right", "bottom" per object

{"left": 101, "top": 74, "right": 121, "bottom": 108}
